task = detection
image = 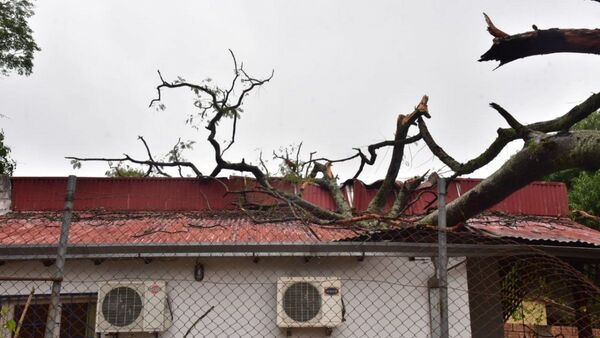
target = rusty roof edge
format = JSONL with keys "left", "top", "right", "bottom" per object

{"left": 0, "top": 242, "right": 599, "bottom": 260}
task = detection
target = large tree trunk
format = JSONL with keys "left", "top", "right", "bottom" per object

{"left": 419, "top": 130, "right": 600, "bottom": 226}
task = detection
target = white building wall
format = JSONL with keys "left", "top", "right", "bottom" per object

{"left": 0, "top": 256, "right": 471, "bottom": 337}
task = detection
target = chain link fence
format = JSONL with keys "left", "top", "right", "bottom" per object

{"left": 0, "top": 177, "right": 599, "bottom": 338}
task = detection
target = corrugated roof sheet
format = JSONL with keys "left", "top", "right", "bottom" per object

{"left": 349, "top": 178, "right": 569, "bottom": 217}
{"left": 10, "top": 177, "right": 568, "bottom": 216}
{"left": 466, "top": 215, "right": 600, "bottom": 247}
{"left": 1, "top": 211, "right": 597, "bottom": 247}
{"left": 0, "top": 211, "right": 357, "bottom": 245}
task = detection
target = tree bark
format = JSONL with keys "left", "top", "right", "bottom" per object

{"left": 419, "top": 130, "right": 600, "bottom": 226}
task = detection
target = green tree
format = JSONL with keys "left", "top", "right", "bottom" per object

{"left": 0, "top": 0, "right": 40, "bottom": 175}
{"left": 104, "top": 162, "right": 146, "bottom": 177}
{"left": 0, "top": 0, "right": 40, "bottom": 76}
{"left": 570, "top": 171, "right": 600, "bottom": 227}
{"left": 545, "top": 110, "right": 600, "bottom": 228}
{"left": 0, "top": 130, "right": 15, "bottom": 176}
{"left": 569, "top": 110, "right": 600, "bottom": 228}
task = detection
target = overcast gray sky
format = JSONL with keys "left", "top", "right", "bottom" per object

{"left": 2, "top": 0, "right": 600, "bottom": 182}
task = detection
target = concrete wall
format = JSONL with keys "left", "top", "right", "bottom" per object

{"left": 0, "top": 256, "right": 471, "bottom": 337}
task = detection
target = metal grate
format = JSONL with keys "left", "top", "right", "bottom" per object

{"left": 101, "top": 286, "right": 143, "bottom": 327}
{"left": 282, "top": 282, "right": 321, "bottom": 322}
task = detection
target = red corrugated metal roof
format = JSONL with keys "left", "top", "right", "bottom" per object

{"left": 1, "top": 211, "right": 597, "bottom": 247}
{"left": 10, "top": 177, "right": 340, "bottom": 212}
{"left": 350, "top": 178, "right": 569, "bottom": 217}
{"left": 0, "top": 211, "right": 357, "bottom": 245}
{"left": 10, "top": 177, "right": 569, "bottom": 216}
{"left": 466, "top": 215, "right": 600, "bottom": 247}
{"left": 2, "top": 176, "right": 595, "bottom": 248}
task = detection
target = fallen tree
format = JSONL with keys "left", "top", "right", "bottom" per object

{"left": 68, "top": 15, "right": 600, "bottom": 228}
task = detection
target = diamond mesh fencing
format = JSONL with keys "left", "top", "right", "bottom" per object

{"left": 0, "top": 178, "right": 599, "bottom": 338}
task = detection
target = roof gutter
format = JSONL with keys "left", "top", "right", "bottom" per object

{"left": 0, "top": 242, "right": 599, "bottom": 260}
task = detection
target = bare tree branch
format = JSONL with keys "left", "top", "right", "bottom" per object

{"left": 417, "top": 92, "right": 600, "bottom": 176}
{"left": 488, "top": 103, "right": 530, "bottom": 138}
{"left": 221, "top": 113, "right": 237, "bottom": 156}
{"left": 138, "top": 136, "right": 170, "bottom": 177}
{"left": 66, "top": 136, "right": 204, "bottom": 178}
{"left": 146, "top": 52, "right": 346, "bottom": 221}
{"left": 66, "top": 154, "right": 204, "bottom": 178}
{"left": 305, "top": 134, "right": 421, "bottom": 180}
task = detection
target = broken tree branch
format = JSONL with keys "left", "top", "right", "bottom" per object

{"left": 367, "top": 95, "right": 429, "bottom": 213}
{"left": 387, "top": 173, "right": 427, "bottom": 218}
{"left": 310, "top": 162, "right": 352, "bottom": 217}
{"left": 480, "top": 13, "right": 600, "bottom": 67}
{"left": 574, "top": 210, "right": 600, "bottom": 223}
{"left": 304, "top": 133, "right": 422, "bottom": 180}
{"left": 419, "top": 130, "right": 600, "bottom": 226}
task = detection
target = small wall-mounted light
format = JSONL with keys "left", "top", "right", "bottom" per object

{"left": 41, "top": 259, "right": 55, "bottom": 267}
{"left": 194, "top": 262, "right": 204, "bottom": 281}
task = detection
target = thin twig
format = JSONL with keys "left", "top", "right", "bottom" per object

{"left": 14, "top": 287, "right": 35, "bottom": 338}
{"left": 184, "top": 305, "right": 215, "bottom": 338}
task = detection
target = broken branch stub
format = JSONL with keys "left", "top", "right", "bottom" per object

{"left": 480, "top": 14, "right": 600, "bottom": 67}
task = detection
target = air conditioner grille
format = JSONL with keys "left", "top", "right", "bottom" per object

{"left": 101, "top": 286, "right": 143, "bottom": 327}
{"left": 283, "top": 282, "right": 321, "bottom": 322}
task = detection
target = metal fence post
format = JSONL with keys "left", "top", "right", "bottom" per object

{"left": 44, "top": 175, "right": 76, "bottom": 338}
{"left": 437, "top": 176, "right": 449, "bottom": 338}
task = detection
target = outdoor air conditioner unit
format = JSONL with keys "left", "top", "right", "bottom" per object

{"left": 95, "top": 281, "right": 172, "bottom": 333}
{"left": 277, "top": 277, "right": 343, "bottom": 328}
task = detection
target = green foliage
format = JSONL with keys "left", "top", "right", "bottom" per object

{"left": 545, "top": 168, "right": 581, "bottom": 189}
{"left": 0, "top": 130, "right": 15, "bottom": 176}
{"left": 546, "top": 110, "right": 600, "bottom": 185}
{"left": 166, "top": 139, "right": 195, "bottom": 163}
{"left": 105, "top": 162, "right": 146, "bottom": 177}
{"left": 569, "top": 171, "right": 600, "bottom": 229}
{"left": 4, "top": 319, "right": 16, "bottom": 332}
{"left": 542, "top": 110, "right": 600, "bottom": 228}
{"left": 70, "top": 159, "right": 81, "bottom": 169}
{"left": 1, "top": 305, "right": 16, "bottom": 337}
{"left": 0, "top": 0, "right": 40, "bottom": 76}
{"left": 275, "top": 144, "right": 307, "bottom": 184}
{"left": 573, "top": 109, "right": 600, "bottom": 131}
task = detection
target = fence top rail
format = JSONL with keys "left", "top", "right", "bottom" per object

{"left": 0, "top": 241, "right": 598, "bottom": 260}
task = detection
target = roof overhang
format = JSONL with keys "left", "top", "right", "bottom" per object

{"left": 1, "top": 242, "right": 599, "bottom": 261}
